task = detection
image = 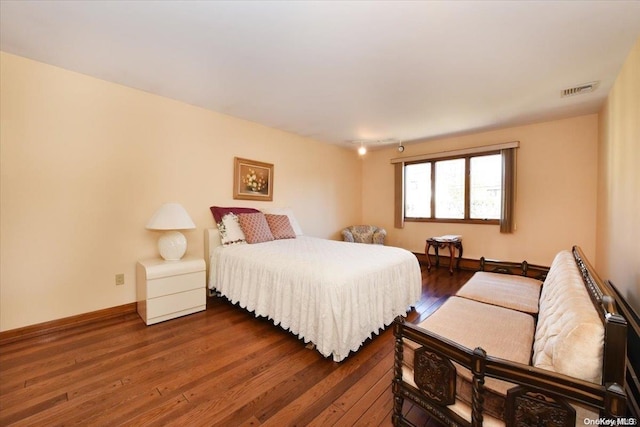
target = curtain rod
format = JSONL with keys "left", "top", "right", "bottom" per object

{"left": 390, "top": 141, "right": 519, "bottom": 164}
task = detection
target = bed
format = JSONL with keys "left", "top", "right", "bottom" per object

{"left": 205, "top": 227, "right": 422, "bottom": 362}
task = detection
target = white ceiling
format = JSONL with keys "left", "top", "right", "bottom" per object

{"left": 1, "top": 1, "right": 639, "bottom": 150}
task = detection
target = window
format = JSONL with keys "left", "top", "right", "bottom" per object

{"left": 393, "top": 142, "right": 517, "bottom": 232}
{"left": 403, "top": 152, "right": 504, "bottom": 223}
{"left": 405, "top": 163, "right": 431, "bottom": 217}
{"left": 435, "top": 158, "right": 465, "bottom": 219}
{"left": 470, "top": 154, "right": 502, "bottom": 220}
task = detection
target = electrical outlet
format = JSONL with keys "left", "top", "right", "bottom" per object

{"left": 115, "top": 274, "right": 125, "bottom": 286}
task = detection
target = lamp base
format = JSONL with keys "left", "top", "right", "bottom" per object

{"left": 157, "top": 231, "right": 187, "bottom": 261}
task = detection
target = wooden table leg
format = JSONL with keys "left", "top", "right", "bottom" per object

{"left": 425, "top": 239, "right": 440, "bottom": 271}
{"left": 456, "top": 242, "right": 463, "bottom": 270}
{"left": 448, "top": 242, "right": 455, "bottom": 275}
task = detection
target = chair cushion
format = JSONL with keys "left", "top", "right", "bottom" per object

{"left": 456, "top": 271, "right": 543, "bottom": 314}
{"left": 342, "top": 225, "right": 385, "bottom": 244}
{"left": 349, "top": 225, "right": 376, "bottom": 243}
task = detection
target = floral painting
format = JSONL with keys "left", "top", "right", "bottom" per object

{"left": 233, "top": 157, "right": 274, "bottom": 201}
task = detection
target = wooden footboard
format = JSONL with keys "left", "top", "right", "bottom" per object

{"left": 393, "top": 246, "right": 629, "bottom": 427}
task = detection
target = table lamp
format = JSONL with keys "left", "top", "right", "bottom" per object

{"left": 146, "top": 203, "right": 196, "bottom": 261}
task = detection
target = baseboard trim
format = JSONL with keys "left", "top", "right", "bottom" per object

{"left": 0, "top": 302, "right": 137, "bottom": 346}
{"left": 414, "top": 252, "right": 478, "bottom": 271}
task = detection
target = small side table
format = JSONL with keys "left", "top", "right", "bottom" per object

{"left": 136, "top": 257, "right": 206, "bottom": 325}
{"left": 425, "top": 238, "right": 463, "bottom": 275}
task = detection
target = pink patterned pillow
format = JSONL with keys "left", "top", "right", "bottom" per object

{"left": 265, "top": 214, "right": 296, "bottom": 240}
{"left": 238, "top": 212, "right": 274, "bottom": 244}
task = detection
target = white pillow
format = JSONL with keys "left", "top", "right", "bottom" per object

{"left": 260, "top": 207, "right": 303, "bottom": 235}
{"left": 217, "top": 213, "right": 247, "bottom": 245}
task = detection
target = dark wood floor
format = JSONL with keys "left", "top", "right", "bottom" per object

{"left": 0, "top": 265, "right": 473, "bottom": 426}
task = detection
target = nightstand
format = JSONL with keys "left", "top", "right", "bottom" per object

{"left": 136, "top": 257, "right": 206, "bottom": 325}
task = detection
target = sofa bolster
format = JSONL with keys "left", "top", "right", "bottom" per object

{"left": 456, "top": 271, "right": 543, "bottom": 314}
{"left": 533, "top": 251, "right": 605, "bottom": 384}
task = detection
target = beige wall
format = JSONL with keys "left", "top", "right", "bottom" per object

{"left": 362, "top": 114, "right": 599, "bottom": 266}
{"left": 3, "top": 37, "right": 638, "bottom": 331}
{"left": 597, "top": 37, "right": 640, "bottom": 313}
{"left": 0, "top": 52, "right": 362, "bottom": 331}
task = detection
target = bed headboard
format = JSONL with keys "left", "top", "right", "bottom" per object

{"left": 204, "top": 228, "right": 222, "bottom": 273}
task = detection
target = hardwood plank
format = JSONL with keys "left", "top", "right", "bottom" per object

{"left": 325, "top": 343, "right": 396, "bottom": 416}
{"left": 210, "top": 356, "right": 337, "bottom": 426}
{"left": 352, "top": 384, "right": 395, "bottom": 426}
{"left": 307, "top": 403, "right": 347, "bottom": 427}
{"left": 14, "top": 318, "right": 280, "bottom": 424}
{"left": 0, "top": 264, "right": 466, "bottom": 425}
{"left": 118, "top": 393, "right": 190, "bottom": 426}
{"left": 332, "top": 368, "right": 394, "bottom": 426}
{"left": 63, "top": 387, "right": 164, "bottom": 427}
{"left": 0, "top": 392, "right": 68, "bottom": 426}
{"left": 258, "top": 331, "right": 396, "bottom": 426}
{"left": 162, "top": 345, "right": 319, "bottom": 425}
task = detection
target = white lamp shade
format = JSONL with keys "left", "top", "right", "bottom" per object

{"left": 146, "top": 203, "right": 196, "bottom": 230}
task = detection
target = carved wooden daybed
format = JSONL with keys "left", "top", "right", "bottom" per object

{"left": 393, "top": 246, "right": 629, "bottom": 426}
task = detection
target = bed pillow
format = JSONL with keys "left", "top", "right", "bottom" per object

{"left": 238, "top": 212, "right": 274, "bottom": 244}
{"left": 217, "top": 213, "right": 247, "bottom": 246}
{"left": 210, "top": 206, "right": 260, "bottom": 224}
{"left": 265, "top": 214, "right": 296, "bottom": 240}
{"left": 260, "top": 207, "right": 303, "bottom": 235}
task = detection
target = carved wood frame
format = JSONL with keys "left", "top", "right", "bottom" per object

{"left": 392, "top": 245, "right": 629, "bottom": 426}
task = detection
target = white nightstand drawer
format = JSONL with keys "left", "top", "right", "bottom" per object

{"left": 136, "top": 257, "right": 206, "bottom": 325}
{"left": 147, "top": 270, "right": 204, "bottom": 298}
{"left": 146, "top": 288, "right": 206, "bottom": 319}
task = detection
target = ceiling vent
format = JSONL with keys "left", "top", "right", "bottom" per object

{"left": 561, "top": 81, "right": 599, "bottom": 98}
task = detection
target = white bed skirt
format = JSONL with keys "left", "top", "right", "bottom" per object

{"left": 209, "top": 236, "right": 422, "bottom": 362}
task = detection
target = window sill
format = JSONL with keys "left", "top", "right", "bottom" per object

{"left": 404, "top": 218, "right": 500, "bottom": 225}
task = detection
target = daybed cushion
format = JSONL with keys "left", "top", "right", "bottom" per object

{"left": 532, "top": 250, "right": 604, "bottom": 384}
{"left": 456, "top": 271, "right": 543, "bottom": 314}
{"left": 404, "top": 296, "right": 535, "bottom": 420}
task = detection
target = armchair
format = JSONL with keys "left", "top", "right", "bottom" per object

{"left": 341, "top": 225, "right": 386, "bottom": 245}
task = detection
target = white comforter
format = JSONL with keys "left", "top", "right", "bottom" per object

{"left": 209, "top": 236, "right": 422, "bottom": 362}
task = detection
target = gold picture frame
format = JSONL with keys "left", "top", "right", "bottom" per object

{"left": 233, "top": 157, "right": 274, "bottom": 201}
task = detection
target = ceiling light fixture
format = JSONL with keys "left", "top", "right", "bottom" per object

{"left": 350, "top": 138, "right": 400, "bottom": 155}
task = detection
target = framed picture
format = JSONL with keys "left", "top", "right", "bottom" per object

{"left": 233, "top": 157, "right": 274, "bottom": 201}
